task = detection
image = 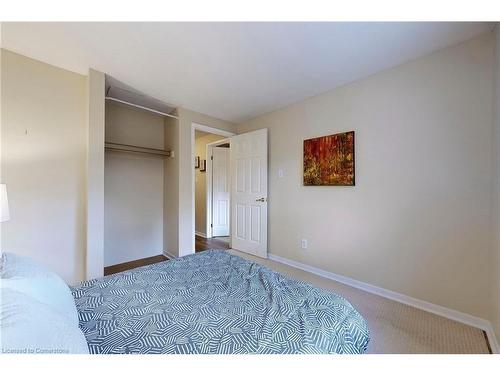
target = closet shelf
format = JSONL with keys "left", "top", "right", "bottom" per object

{"left": 105, "top": 142, "right": 172, "bottom": 158}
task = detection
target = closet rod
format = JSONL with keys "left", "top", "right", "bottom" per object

{"left": 105, "top": 96, "right": 179, "bottom": 119}
{"left": 105, "top": 142, "right": 172, "bottom": 158}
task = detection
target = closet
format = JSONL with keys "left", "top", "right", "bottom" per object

{"left": 103, "top": 76, "right": 177, "bottom": 269}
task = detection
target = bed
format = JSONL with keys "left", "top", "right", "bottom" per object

{"left": 71, "top": 250, "right": 370, "bottom": 354}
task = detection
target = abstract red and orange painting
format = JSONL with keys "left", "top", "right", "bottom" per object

{"left": 303, "top": 131, "right": 355, "bottom": 186}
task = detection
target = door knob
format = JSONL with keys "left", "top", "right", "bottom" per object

{"left": 255, "top": 197, "right": 267, "bottom": 202}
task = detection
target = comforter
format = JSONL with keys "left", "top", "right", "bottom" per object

{"left": 72, "top": 250, "right": 370, "bottom": 354}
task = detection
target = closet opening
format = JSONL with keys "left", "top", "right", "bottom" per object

{"left": 103, "top": 76, "right": 177, "bottom": 275}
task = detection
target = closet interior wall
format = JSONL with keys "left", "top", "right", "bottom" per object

{"left": 104, "top": 100, "right": 172, "bottom": 267}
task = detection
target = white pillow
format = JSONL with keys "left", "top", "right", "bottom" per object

{"left": 0, "top": 288, "right": 89, "bottom": 354}
{"left": 1, "top": 276, "right": 79, "bottom": 327}
{"left": 0, "top": 252, "right": 79, "bottom": 327}
{"left": 1, "top": 252, "right": 54, "bottom": 278}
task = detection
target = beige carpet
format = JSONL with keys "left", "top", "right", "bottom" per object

{"left": 228, "top": 249, "right": 491, "bottom": 354}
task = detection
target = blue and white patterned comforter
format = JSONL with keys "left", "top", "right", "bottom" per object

{"left": 72, "top": 250, "right": 370, "bottom": 354}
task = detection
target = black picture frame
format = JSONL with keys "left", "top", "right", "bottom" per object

{"left": 195, "top": 156, "right": 200, "bottom": 168}
{"left": 200, "top": 159, "right": 206, "bottom": 172}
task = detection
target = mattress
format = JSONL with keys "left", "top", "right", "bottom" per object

{"left": 72, "top": 250, "right": 370, "bottom": 354}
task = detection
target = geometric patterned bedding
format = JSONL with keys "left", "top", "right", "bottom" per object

{"left": 71, "top": 250, "right": 370, "bottom": 354}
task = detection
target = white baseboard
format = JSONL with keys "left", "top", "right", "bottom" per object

{"left": 195, "top": 231, "right": 207, "bottom": 238}
{"left": 162, "top": 250, "right": 177, "bottom": 259}
{"left": 484, "top": 322, "right": 500, "bottom": 354}
{"left": 268, "top": 253, "right": 499, "bottom": 354}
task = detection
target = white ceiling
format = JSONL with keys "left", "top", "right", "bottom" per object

{"left": 1, "top": 22, "right": 494, "bottom": 123}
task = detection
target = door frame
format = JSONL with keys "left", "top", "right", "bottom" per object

{"left": 191, "top": 123, "right": 235, "bottom": 251}
{"left": 206, "top": 139, "right": 231, "bottom": 239}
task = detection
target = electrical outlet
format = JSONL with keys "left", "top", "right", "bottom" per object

{"left": 301, "top": 239, "right": 308, "bottom": 249}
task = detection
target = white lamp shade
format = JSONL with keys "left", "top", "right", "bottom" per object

{"left": 1, "top": 184, "right": 10, "bottom": 222}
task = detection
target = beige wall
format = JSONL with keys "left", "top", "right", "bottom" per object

{"left": 1, "top": 49, "right": 87, "bottom": 284}
{"left": 106, "top": 102, "right": 165, "bottom": 149}
{"left": 104, "top": 102, "right": 165, "bottom": 266}
{"left": 195, "top": 133, "right": 226, "bottom": 236}
{"left": 492, "top": 26, "right": 500, "bottom": 343}
{"left": 177, "top": 108, "right": 235, "bottom": 256}
{"left": 238, "top": 34, "right": 494, "bottom": 319}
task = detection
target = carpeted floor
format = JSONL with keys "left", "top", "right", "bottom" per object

{"left": 228, "top": 249, "right": 491, "bottom": 354}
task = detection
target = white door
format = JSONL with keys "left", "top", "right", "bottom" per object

{"left": 230, "top": 128, "right": 268, "bottom": 258}
{"left": 212, "top": 147, "right": 230, "bottom": 237}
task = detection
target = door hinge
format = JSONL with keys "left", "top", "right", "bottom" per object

{"left": 211, "top": 155, "right": 213, "bottom": 160}
{"left": 211, "top": 224, "right": 213, "bottom": 228}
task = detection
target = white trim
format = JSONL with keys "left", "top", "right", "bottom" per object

{"left": 86, "top": 69, "right": 105, "bottom": 281}
{"left": 206, "top": 145, "right": 213, "bottom": 238}
{"left": 195, "top": 231, "right": 207, "bottom": 238}
{"left": 191, "top": 123, "right": 235, "bottom": 255}
{"left": 485, "top": 323, "right": 500, "bottom": 354}
{"left": 162, "top": 250, "right": 178, "bottom": 259}
{"left": 192, "top": 123, "right": 234, "bottom": 138}
{"left": 268, "top": 253, "right": 499, "bottom": 354}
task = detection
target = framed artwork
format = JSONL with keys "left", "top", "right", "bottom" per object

{"left": 194, "top": 156, "right": 200, "bottom": 168}
{"left": 303, "top": 131, "right": 355, "bottom": 186}
{"left": 200, "top": 159, "right": 206, "bottom": 172}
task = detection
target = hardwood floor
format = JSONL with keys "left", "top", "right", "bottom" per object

{"left": 195, "top": 235, "right": 230, "bottom": 252}
{"left": 104, "top": 255, "right": 168, "bottom": 276}
{"left": 103, "top": 237, "right": 229, "bottom": 275}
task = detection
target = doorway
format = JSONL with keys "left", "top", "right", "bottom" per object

{"left": 206, "top": 139, "right": 231, "bottom": 240}
{"left": 203, "top": 138, "right": 231, "bottom": 249}
{"left": 190, "top": 124, "right": 268, "bottom": 258}
{"left": 192, "top": 124, "right": 234, "bottom": 252}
